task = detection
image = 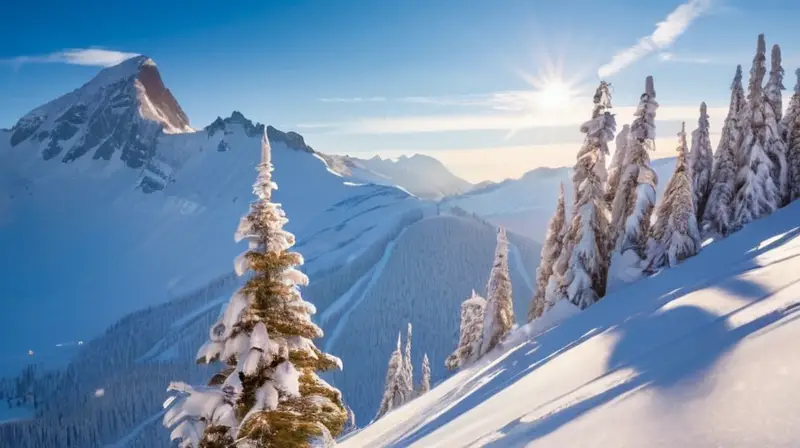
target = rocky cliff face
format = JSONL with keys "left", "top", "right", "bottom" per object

{"left": 8, "top": 56, "right": 191, "bottom": 169}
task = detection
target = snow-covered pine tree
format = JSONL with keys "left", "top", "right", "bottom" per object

{"left": 445, "top": 290, "right": 486, "bottom": 370}
{"left": 163, "top": 130, "right": 346, "bottom": 447}
{"left": 418, "top": 354, "right": 431, "bottom": 395}
{"left": 402, "top": 323, "right": 414, "bottom": 398}
{"left": 528, "top": 184, "right": 566, "bottom": 322}
{"left": 787, "top": 70, "right": 800, "bottom": 202}
{"left": 480, "top": 227, "right": 515, "bottom": 355}
{"left": 782, "top": 68, "right": 800, "bottom": 142}
{"left": 765, "top": 44, "right": 789, "bottom": 205}
{"left": 702, "top": 65, "right": 746, "bottom": 237}
{"left": 605, "top": 124, "right": 631, "bottom": 206}
{"left": 733, "top": 34, "right": 779, "bottom": 228}
{"left": 552, "top": 80, "right": 615, "bottom": 309}
{"left": 689, "top": 102, "right": 713, "bottom": 220}
{"left": 610, "top": 76, "right": 659, "bottom": 259}
{"left": 650, "top": 122, "right": 702, "bottom": 269}
{"left": 374, "top": 334, "right": 407, "bottom": 421}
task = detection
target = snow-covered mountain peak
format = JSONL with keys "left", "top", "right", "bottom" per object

{"left": 322, "top": 152, "right": 474, "bottom": 200}
{"left": 205, "top": 112, "right": 315, "bottom": 154}
{"left": 6, "top": 55, "right": 192, "bottom": 169}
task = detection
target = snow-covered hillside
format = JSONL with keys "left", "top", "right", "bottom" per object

{"left": 445, "top": 158, "right": 677, "bottom": 242}
{"left": 324, "top": 214, "right": 540, "bottom": 423}
{"left": 0, "top": 57, "right": 543, "bottom": 447}
{"left": 324, "top": 153, "right": 473, "bottom": 200}
{"left": 342, "top": 200, "right": 800, "bottom": 447}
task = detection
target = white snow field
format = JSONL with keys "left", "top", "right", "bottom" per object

{"left": 342, "top": 201, "right": 800, "bottom": 448}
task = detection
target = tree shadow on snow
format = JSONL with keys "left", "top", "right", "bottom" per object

{"left": 480, "top": 286, "right": 800, "bottom": 447}
{"left": 390, "top": 218, "right": 800, "bottom": 447}
{"left": 387, "top": 325, "right": 601, "bottom": 447}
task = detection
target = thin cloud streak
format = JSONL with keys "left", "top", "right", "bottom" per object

{"left": 318, "top": 96, "right": 387, "bottom": 103}
{"left": 659, "top": 52, "right": 712, "bottom": 64}
{"left": 6, "top": 48, "right": 140, "bottom": 69}
{"left": 597, "top": 0, "right": 712, "bottom": 77}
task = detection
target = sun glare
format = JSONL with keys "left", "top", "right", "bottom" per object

{"left": 535, "top": 80, "right": 574, "bottom": 110}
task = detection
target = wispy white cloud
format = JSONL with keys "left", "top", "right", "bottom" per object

{"left": 318, "top": 96, "right": 387, "bottom": 103}
{"left": 658, "top": 52, "right": 712, "bottom": 64}
{"left": 7, "top": 48, "right": 140, "bottom": 69}
{"left": 597, "top": 0, "right": 712, "bottom": 77}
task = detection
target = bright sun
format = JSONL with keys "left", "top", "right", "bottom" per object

{"left": 535, "top": 80, "right": 574, "bottom": 110}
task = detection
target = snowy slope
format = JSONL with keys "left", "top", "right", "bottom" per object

{"left": 342, "top": 200, "right": 800, "bottom": 448}
{"left": 0, "top": 57, "right": 545, "bottom": 447}
{"left": 444, "top": 158, "right": 677, "bottom": 242}
{"left": 0, "top": 59, "right": 423, "bottom": 377}
{"left": 326, "top": 214, "right": 540, "bottom": 424}
{"left": 323, "top": 153, "right": 473, "bottom": 200}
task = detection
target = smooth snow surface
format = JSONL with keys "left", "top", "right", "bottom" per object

{"left": 342, "top": 201, "right": 800, "bottom": 448}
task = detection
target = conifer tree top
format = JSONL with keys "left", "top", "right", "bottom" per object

{"left": 748, "top": 34, "right": 767, "bottom": 102}
{"left": 733, "top": 65, "right": 743, "bottom": 90}
{"left": 795, "top": 69, "right": 800, "bottom": 94}
{"left": 770, "top": 44, "right": 783, "bottom": 86}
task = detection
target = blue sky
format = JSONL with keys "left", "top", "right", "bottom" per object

{"left": 2, "top": 0, "right": 800, "bottom": 181}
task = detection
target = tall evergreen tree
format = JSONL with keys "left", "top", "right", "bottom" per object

{"left": 764, "top": 44, "right": 789, "bottom": 205}
{"left": 733, "top": 34, "right": 779, "bottom": 228}
{"left": 552, "top": 81, "right": 615, "bottom": 309}
{"left": 374, "top": 334, "right": 407, "bottom": 421}
{"left": 401, "top": 323, "right": 414, "bottom": 398}
{"left": 528, "top": 184, "right": 566, "bottom": 322}
{"left": 782, "top": 68, "right": 800, "bottom": 142}
{"left": 703, "top": 65, "right": 746, "bottom": 237}
{"left": 610, "top": 76, "right": 659, "bottom": 260}
{"left": 606, "top": 124, "right": 631, "bottom": 206}
{"left": 163, "top": 130, "right": 346, "bottom": 448}
{"left": 418, "top": 354, "right": 431, "bottom": 395}
{"left": 445, "top": 290, "right": 486, "bottom": 370}
{"left": 787, "top": 70, "right": 800, "bottom": 202}
{"left": 480, "top": 228, "right": 514, "bottom": 356}
{"left": 689, "top": 102, "right": 713, "bottom": 220}
{"left": 650, "top": 122, "right": 702, "bottom": 269}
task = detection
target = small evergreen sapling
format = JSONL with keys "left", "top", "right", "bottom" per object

{"left": 689, "top": 102, "right": 713, "bottom": 220}
{"left": 733, "top": 34, "right": 779, "bottom": 228}
{"left": 606, "top": 124, "right": 631, "bottom": 207}
{"left": 480, "top": 228, "right": 515, "bottom": 355}
{"left": 787, "top": 70, "right": 800, "bottom": 202}
{"left": 702, "top": 65, "right": 746, "bottom": 237}
{"left": 528, "top": 184, "right": 566, "bottom": 321}
{"left": 650, "top": 122, "right": 702, "bottom": 269}
{"left": 446, "top": 290, "right": 486, "bottom": 370}
{"left": 764, "top": 44, "right": 789, "bottom": 205}
{"left": 610, "top": 76, "right": 659, "bottom": 260}
{"left": 374, "top": 334, "right": 408, "bottom": 421}
{"left": 418, "top": 354, "right": 431, "bottom": 395}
